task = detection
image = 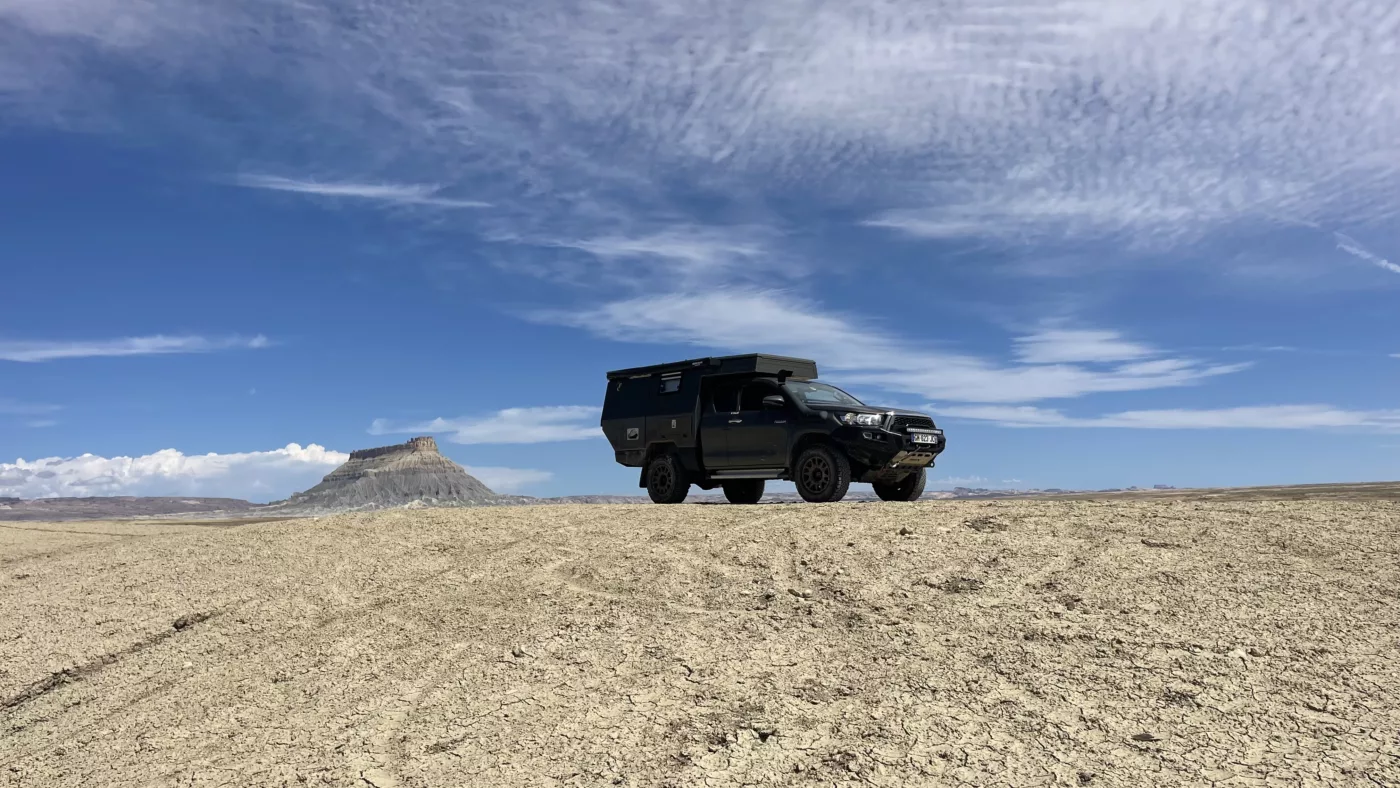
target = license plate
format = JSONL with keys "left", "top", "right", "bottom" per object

{"left": 910, "top": 432, "right": 938, "bottom": 444}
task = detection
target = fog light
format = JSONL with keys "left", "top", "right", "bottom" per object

{"left": 862, "top": 431, "right": 872, "bottom": 439}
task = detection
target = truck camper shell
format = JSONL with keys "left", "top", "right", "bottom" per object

{"left": 601, "top": 354, "right": 818, "bottom": 468}
{"left": 605, "top": 354, "right": 817, "bottom": 382}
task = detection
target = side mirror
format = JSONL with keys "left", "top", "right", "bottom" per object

{"left": 762, "top": 395, "right": 786, "bottom": 410}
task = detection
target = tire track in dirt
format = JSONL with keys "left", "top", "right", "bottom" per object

{"left": 538, "top": 546, "right": 735, "bottom": 616}
{"left": 0, "top": 524, "right": 150, "bottom": 538}
{"left": 0, "top": 610, "right": 220, "bottom": 714}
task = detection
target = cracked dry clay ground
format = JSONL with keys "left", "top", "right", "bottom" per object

{"left": 1, "top": 500, "right": 1397, "bottom": 787}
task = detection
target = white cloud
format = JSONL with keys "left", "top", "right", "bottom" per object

{"left": 1335, "top": 233, "right": 1400, "bottom": 276}
{"left": 931, "top": 475, "right": 988, "bottom": 487}
{"left": 1014, "top": 328, "right": 1155, "bottom": 364}
{"left": 536, "top": 288, "right": 1244, "bottom": 404}
{"left": 544, "top": 226, "right": 791, "bottom": 289}
{"left": 937, "top": 404, "right": 1400, "bottom": 431}
{"left": 369, "top": 406, "right": 601, "bottom": 444}
{"left": 1219, "top": 345, "right": 1301, "bottom": 353}
{"left": 234, "top": 174, "right": 489, "bottom": 209}
{"left": 24, "top": 420, "right": 58, "bottom": 428}
{"left": 0, "top": 443, "right": 348, "bottom": 502}
{"left": 0, "top": 398, "right": 59, "bottom": 415}
{"left": 462, "top": 465, "right": 552, "bottom": 493}
{"left": 7, "top": 0, "right": 1398, "bottom": 258}
{"left": 0, "top": 334, "right": 270, "bottom": 362}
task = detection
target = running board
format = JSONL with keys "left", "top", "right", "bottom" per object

{"left": 708, "top": 469, "right": 786, "bottom": 480}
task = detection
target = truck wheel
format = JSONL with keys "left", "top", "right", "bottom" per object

{"left": 645, "top": 453, "right": 690, "bottom": 504}
{"left": 722, "top": 479, "right": 765, "bottom": 505}
{"left": 873, "top": 468, "right": 927, "bottom": 502}
{"left": 794, "top": 444, "right": 851, "bottom": 503}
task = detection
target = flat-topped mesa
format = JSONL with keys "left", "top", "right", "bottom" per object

{"left": 281, "top": 436, "right": 496, "bottom": 512}
{"left": 348, "top": 436, "right": 440, "bottom": 461}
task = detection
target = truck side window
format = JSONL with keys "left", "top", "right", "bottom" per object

{"left": 738, "top": 380, "right": 779, "bottom": 411}
{"left": 660, "top": 377, "right": 680, "bottom": 394}
{"left": 709, "top": 381, "right": 740, "bottom": 413}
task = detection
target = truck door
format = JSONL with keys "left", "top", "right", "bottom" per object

{"left": 699, "top": 380, "right": 739, "bottom": 469}
{"left": 730, "top": 380, "right": 791, "bottom": 468}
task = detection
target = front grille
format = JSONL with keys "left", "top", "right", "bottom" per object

{"left": 889, "top": 415, "right": 934, "bottom": 433}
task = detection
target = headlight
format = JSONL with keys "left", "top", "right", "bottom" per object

{"left": 839, "top": 412, "right": 883, "bottom": 427}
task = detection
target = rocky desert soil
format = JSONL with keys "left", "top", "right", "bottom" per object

{"left": 2, "top": 500, "right": 1397, "bottom": 787}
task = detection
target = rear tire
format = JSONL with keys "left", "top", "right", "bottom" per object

{"left": 794, "top": 444, "right": 852, "bottom": 503}
{"left": 873, "top": 468, "right": 926, "bottom": 502}
{"left": 722, "top": 479, "right": 765, "bottom": 504}
{"left": 646, "top": 453, "right": 690, "bottom": 504}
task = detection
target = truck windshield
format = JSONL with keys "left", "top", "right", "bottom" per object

{"left": 785, "top": 381, "right": 864, "bottom": 406}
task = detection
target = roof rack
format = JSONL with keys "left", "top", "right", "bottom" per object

{"left": 604, "top": 353, "right": 818, "bottom": 381}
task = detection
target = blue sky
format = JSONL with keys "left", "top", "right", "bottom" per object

{"left": 2, "top": 0, "right": 1399, "bottom": 501}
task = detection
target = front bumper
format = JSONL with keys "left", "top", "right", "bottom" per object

{"left": 835, "top": 425, "right": 945, "bottom": 471}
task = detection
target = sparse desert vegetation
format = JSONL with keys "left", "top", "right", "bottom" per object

{"left": 2, "top": 498, "right": 1398, "bottom": 787}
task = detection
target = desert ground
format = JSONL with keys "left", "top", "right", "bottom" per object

{"left": 2, "top": 499, "right": 1397, "bottom": 787}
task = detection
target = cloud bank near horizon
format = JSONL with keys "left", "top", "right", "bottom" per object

{"left": 0, "top": 443, "right": 553, "bottom": 501}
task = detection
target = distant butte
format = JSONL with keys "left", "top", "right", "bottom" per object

{"left": 273, "top": 436, "right": 498, "bottom": 513}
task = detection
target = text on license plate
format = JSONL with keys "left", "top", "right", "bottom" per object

{"left": 910, "top": 432, "right": 938, "bottom": 444}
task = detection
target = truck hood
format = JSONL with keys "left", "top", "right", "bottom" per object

{"left": 805, "top": 403, "right": 934, "bottom": 420}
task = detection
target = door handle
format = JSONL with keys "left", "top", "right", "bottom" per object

{"left": 774, "top": 420, "right": 787, "bottom": 424}
{"left": 728, "top": 419, "right": 743, "bottom": 424}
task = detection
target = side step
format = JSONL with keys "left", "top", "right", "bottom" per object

{"left": 708, "top": 468, "right": 786, "bottom": 480}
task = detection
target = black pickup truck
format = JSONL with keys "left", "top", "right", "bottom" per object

{"left": 601, "top": 354, "right": 946, "bottom": 504}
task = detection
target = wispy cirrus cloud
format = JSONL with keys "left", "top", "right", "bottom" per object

{"left": 6, "top": 0, "right": 1400, "bottom": 259}
{"left": 369, "top": 406, "right": 601, "bottom": 445}
{"left": 1014, "top": 328, "right": 1156, "bottom": 365}
{"left": 1335, "top": 233, "right": 1400, "bottom": 276}
{"left": 233, "top": 175, "right": 489, "bottom": 209}
{"left": 937, "top": 404, "right": 1400, "bottom": 432}
{"left": 0, "top": 398, "right": 59, "bottom": 415}
{"left": 0, "top": 334, "right": 270, "bottom": 362}
{"left": 543, "top": 226, "right": 792, "bottom": 289}
{"left": 534, "top": 288, "right": 1245, "bottom": 404}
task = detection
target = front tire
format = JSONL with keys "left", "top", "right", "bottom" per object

{"left": 722, "top": 479, "right": 765, "bottom": 504}
{"left": 646, "top": 453, "right": 690, "bottom": 504}
{"left": 873, "top": 468, "right": 926, "bottom": 502}
{"left": 794, "top": 444, "right": 852, "bottom": 503}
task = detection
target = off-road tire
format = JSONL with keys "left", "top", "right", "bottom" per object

{"left": 873, "top": 468, "right": 927, "bottom": 502}
{"left": 722, "top": 479, "right": 765, "bottom": 505}
{"left": 794, "top": 444, "right": 852, "bottom": 503}
{"left": 646, "top": 453, "right": 690, "bottom": 504}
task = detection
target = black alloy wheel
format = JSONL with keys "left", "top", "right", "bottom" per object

{"left": 646, "top": 453, "right": 690, "bottom": 504}
{"left": 794, "top": 445, "right": 852, "bottom": 503}
{"left": 722, "top": 479, "right": 765, "bottom": 504}
{"left": 873, "top": 468, "right": 927, "bottom": 502}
